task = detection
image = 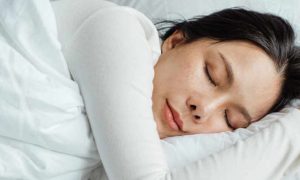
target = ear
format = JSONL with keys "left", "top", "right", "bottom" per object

{"left": 161, "top": 30, "right": 185, "bottom": 53}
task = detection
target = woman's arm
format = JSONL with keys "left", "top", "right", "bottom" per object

{"left": 64, "top": 7, "right": 169, "bottom": 179}
{"left": 63, "top": 6, "right": 300, "bottom": 180}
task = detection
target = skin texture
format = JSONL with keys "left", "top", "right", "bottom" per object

{"left": 152, "top": 30, "right": 283, "bottom": 139}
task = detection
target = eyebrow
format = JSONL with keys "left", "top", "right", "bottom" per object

{"left": 217, "top": 51, "right": 253, "bottom": 124}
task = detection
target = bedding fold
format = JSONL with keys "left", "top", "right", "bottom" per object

{"left": 0, "top": 0, "right": 100, "bottom": 179}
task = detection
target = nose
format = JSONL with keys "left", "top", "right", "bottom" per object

{"left": 186, "top": 94, "right": 226, "bottom": 122}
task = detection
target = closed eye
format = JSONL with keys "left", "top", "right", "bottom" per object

{"left": 224, "top": 110, "right": 234, "bottom": 129}
{"left": 205, "top": 64, "right": 233, "bottom": 130}
{"left": 204, "top": 64, "right": 216, "bottom": 86}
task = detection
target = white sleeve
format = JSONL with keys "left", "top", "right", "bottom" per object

{"left": 63, "top": 7, "right": 300, "bottom": 180}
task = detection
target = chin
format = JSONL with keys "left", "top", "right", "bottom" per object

{"left": 159, "top": 133, "right": 174, "bottom": 139}
{"left": 158, "top": 128, "right": 182, "bottom": 139}
{"left": 159, "top": 134, "right": 167, "bottom": 139}
{"left": 157, "top": 127, "right": 170, "bottom": 139}
{"left": 157, "top": 126, "right": 167, "bottom": 139}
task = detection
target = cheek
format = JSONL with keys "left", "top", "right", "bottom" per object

{"left": 168, "top": 70, "right": 200, "bottom": 96}
{"left": 176, "top": 59, "right": 205, "bottom": 86}
{"left": 182, "top": 62, "right": 212, "bottom": 94}
{"left": 159, "top": 62, "right": 195, "bottom": 90}
{"left": 154, "top": 54, "right": 210, "bottom": 99}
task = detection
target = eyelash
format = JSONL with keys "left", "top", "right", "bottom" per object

{"left": 204, "top": 64, "right": 216, "bottom": 86}
{"left": 224, "top": 110, "right": 234, "bottom": 129}
{"left": 205, "top": 65, "right": 233, "bottom": 129}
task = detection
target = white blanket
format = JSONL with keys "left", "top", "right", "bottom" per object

{"left": 1, "top": 0, "right": 300, "bottom": 179}
{"left": 0, "top": 0, "right": 100, "bottom": 179}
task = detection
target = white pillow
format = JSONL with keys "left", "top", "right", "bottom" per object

{"left": 161, "top": 99, "right": 300, "bottom": 170}
{"left": 108, "top": 0, "right": 300, "bottom": 44}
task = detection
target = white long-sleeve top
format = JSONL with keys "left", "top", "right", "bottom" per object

{"left": 52, "top": 0, "right": 300, "bottom": 179}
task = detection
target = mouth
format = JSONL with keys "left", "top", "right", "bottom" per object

{"left": 163, "top": 99, "right": 184, "bottom": 131}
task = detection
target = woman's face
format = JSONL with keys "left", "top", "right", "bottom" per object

{"left": 152, "top": 31, "right": 282, "bottom": 139}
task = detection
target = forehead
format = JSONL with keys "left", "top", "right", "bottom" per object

{"left": 208, "top": 40, "right": 282, "bottom": 120}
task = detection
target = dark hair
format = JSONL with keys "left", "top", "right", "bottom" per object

{"left": 156, "top": 8, "right": 300, "bottom": 113}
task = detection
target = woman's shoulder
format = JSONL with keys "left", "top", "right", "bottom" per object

{"left": 95, "top": 3, "right": 157, "bottom": 34}
{"left": 93, "top": 4, "right": 161, "bottom": 64}
{"left": 52, "top": 0, "right": 158, "bottom": 49}
{"left": 53, "top": 0, "right": 161, "bottom": 65}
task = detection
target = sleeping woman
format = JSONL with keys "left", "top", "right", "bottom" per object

{"left": 52, "top": 0, "right": 300, "bottom": 179}
{"left": 152, "top": 9, "right": 300, "bottom": 139}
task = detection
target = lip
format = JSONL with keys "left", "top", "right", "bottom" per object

{"left": 164, "top": 99, "right": 184, "bottom": 131}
